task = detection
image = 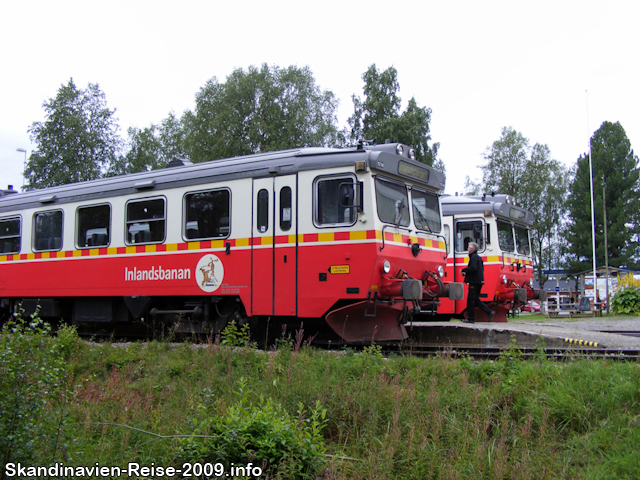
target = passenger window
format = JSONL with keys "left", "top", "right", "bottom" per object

{"left": 33, "top": 210, "right": 63, "bottom": 252}
{"left": 455, "top": 220, "right": 484, "bottom": 252}
{"left": 126, "top": 198, "right": 166, "bottom": 244}
{"left": 77, "top": 204, "right": 111, "bottom": 248}
{"left": 315, "top": 176, "right": 357, "bottom": 226}
{"left": 257, "top": 189, "right": 269, "bottom": 233}
{"left": 279, "top": 187, "right": 292, "bottom": 231}
{"left": 184, "top": 189, "right": 230, "bottom": 240}
{"left": 0, "top": 216, "right": 21, "bottom": 254}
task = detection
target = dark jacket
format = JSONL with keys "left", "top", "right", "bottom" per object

{"left": 461, "top": 251, "right": 484, "bottom": 284}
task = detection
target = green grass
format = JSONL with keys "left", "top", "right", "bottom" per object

{"left": 2, "top": 321, "right": 640, "bottom": 479}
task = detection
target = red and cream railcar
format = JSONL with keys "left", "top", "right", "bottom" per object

{"left": 0, "top": 143, "right": 463, "bottom": 342}
{"left": 437, "top": 194, "right": 545, "bottom": 322}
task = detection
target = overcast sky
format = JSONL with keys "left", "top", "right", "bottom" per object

{"left": 1, "top": 0, "right": 638, "bottom": 196}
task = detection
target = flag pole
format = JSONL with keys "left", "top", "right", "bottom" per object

{"left": 586, "top": 90, "right": 597, "bottom": 304}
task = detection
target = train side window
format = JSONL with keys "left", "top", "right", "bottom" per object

{"left": 126, "top": 197, "right": 166, "bottom": 245}
{"left": 0, "top": 216, "right": 21, "bottom": 254}
{"left": 184, "top": 189, "right": 230, "bottom": 240}
{"left": 257, "top": 189, "right": 269, "bottom": 233}
{"left": 279, "top": 186, "right": 292, "bottom": 231}
{"left": 77, "top": 204, "right": 111, "bottom": 248}
{"left": 315, "top": 176, "right": 357, "bottom": 226}
{"left": 497, "top": 219, "right": 515, "bottom": 253}
{"left": 443, "top": 224, "right": 451, "bottom": 256}
{"left": 455, "top": 220, "right": 484, "bottom": 252}
{"left": 33, "top": 210, "right": 63, "bottom": 252}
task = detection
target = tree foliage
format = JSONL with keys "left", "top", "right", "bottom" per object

{"left": 519, "top": 143, "right": 570, "bottom": 284}
{"left": 564, "top": 121, "right": 640, "bottom": 273}
{"left": 108, "top": 113, "right": 186, "bottom": 175}
{"left": 347, "top": 64, "right": 442, "bottom": 170}
{"left": 481, "top": 127, "right": 569, "bottom": 285}
{"left": 482, "top": 127, "right": 529, "bottom": 199}
{"left": 26, "top": 79, "right": 121, "bottom": 189}
{"left": 463, "top": 176, "right": 483, "bottom": 195}
{"left": 183, "top": 64, "right": 339, "bottom": 162}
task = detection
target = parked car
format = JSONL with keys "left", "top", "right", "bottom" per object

{"left": 522, "top": 300, "right": 541, "bottom": 312}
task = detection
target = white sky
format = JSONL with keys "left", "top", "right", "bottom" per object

{"left": 1, "top": 0, "right": 638, "bottom": 195}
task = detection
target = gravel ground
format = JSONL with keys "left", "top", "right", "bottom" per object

{"left": 413, "top": 316, "right": 640, "bottom": 350}
{"left": 487, "top": 316, "right": 640, "bottom": 350}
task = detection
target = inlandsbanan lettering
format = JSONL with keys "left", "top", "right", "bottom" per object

{"left": 125, "top": 266, "right": 191, "bottom": 281}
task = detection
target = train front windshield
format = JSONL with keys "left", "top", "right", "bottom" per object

{"left": 498, "top": 219, "right": 531, "bottom": 256}
{"left": 375, "top": 178, "right": 410, "bottom": 227}
{"left": 411, "top": 189, "right": 441, "bottom": 232}
{"left": 375, "top": 177, "right": 441, "bottom": 232}
{"left": 514, "top": 224, "right": 531, "bottom": 255}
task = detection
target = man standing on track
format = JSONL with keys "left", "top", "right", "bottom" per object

{"left": 461, "top": 242, "right": 495, "bottom": 323}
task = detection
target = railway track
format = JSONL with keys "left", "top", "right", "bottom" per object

{"left": 74, "top": 323, "right": 640, "bottom": 361}
{"left": 383, "top": 345, "right": 640, "bottom": 361}
{"left": 596, "top": 330, "right": 640, "bottom": 338}
{"left": 75, "top": 335, "right": 640, "bottom": 361}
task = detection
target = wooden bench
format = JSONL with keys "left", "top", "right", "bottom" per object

{"left": 592, "top": 302, "right": 603, "bottom": 317}
{"left": 568, "top": 310, "right": 597, "bottom": 318}
{"left": 547, "top": 303, "right": 601, "bottom": 318}
{"left": 547, "top": 307, "right": 568, "bottom": 318}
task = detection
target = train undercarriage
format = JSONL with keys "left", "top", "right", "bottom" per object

{"left": 1, "top": 288, "right": 467, "bottom": 345}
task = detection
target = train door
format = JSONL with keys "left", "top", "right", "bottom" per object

{"left": 251, "top": 175, "right": 297, "bottom": 316}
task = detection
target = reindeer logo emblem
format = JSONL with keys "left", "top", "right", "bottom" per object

{"left": 195, "top": 254, "right": 224, "bottom": 292}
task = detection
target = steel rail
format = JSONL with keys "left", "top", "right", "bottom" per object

{"left": 383, "top": 345, "right": 640, "bottom": 361}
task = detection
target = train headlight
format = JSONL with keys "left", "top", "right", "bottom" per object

{"left": 396, "top": 144, "right": 404, "bottom": 156}
{"left": 501, "top": 274, "right": 508, "bottom": 285}
{"left": 437, "top": 265, "right": 445, "bottom": 277}
{"left": 382, "top": 260, "right": 391, "bottom": 274}
{"left": 409, "top": 148, "right": 416, "bottom": 160}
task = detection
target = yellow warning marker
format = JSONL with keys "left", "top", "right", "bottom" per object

{"left": 564, "top": 338, "right": 598, "bottom": 348}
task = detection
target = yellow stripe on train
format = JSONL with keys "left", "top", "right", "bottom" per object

{"left": 0, "top": 228, "right": 450, "bottom": 263}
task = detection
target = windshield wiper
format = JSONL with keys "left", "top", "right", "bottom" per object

{"left": 395, "top": 199, "right": 406, "bottom": 229}
{"left": 414, "top": 207, "right": 433, "bottom": 233}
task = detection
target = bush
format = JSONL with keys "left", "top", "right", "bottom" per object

{"left": 220, "top": 320, "right": 256, "bottom": 348}
{"left": 610, "top": 287, "right": 640, "bottom": 314}
{"left": 0, "top": 313, "right": 73, "bottom": 469}
{"left": 179, "top": 380, "right": 327, "bottom": 479}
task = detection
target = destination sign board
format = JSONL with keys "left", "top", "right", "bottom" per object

{"left": 397, "top": 160, "right": 429, "bottom": 183}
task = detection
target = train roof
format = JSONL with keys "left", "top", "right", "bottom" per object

{"left": 441, "top": 193, "right": 534, "bottom": 226}
{"left": 0, "top": 143, "right": 446, "bottom": 213}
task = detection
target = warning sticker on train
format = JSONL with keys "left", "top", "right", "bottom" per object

{"left": 196, "top": 254, "right": 225, "bottom": 292}
{"left": 329, "top": 265, "right": 350, "bottom": 274}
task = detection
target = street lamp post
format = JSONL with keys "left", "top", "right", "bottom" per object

{"left": 16, "top": 148, "right": 27, "bottom": 188}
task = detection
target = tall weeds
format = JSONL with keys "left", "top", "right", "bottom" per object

{"left": 1, "top": 318, "right": 638, "bottom": 479}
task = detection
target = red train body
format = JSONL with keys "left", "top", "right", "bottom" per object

{"left": 0, "top": 143, "right": 464, "bottom": 342}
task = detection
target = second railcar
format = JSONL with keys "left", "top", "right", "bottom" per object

{"left": 437, "top": 193, "right": 545, "bottom": 322}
